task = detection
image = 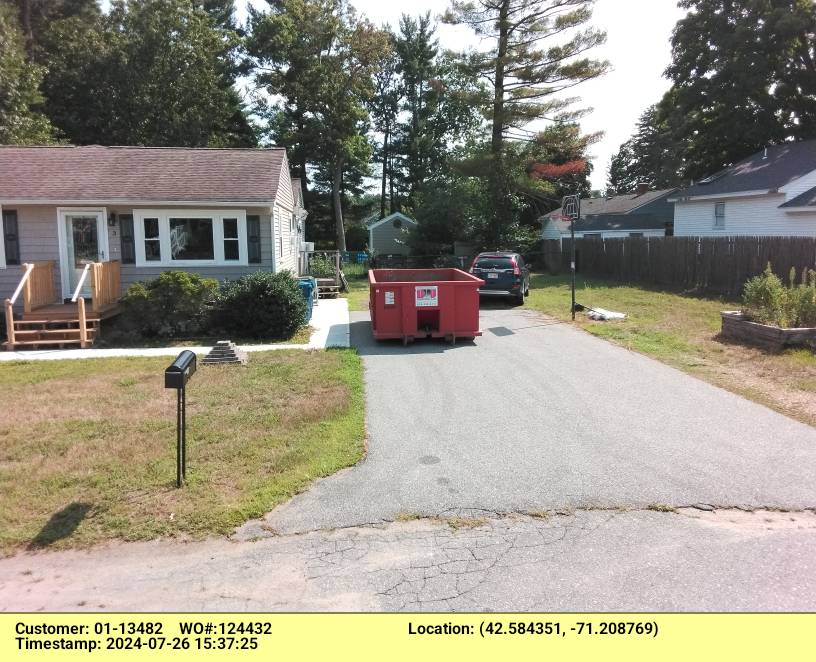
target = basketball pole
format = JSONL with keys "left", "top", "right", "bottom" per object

{"left": 571, "top": 214, "right": 576, "bottom": 320}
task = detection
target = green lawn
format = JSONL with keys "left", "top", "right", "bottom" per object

{"left": 527, "top": 274, "right": 816, "bottom": 427}
{"left": 0, "top": 349, "right": 365, "bottom": 553}
{"left": 343, "top": 277, "right": 370, "bottom": 312}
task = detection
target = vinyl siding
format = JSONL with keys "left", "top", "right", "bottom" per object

{"left": 674, "top": 194, "right": 816, "bottom": 237}
{"left": 370, "top": 220, "right": 415, "bottom": 255}
{"left": 0, "top": 205, "right": 62, "bottom": 309}
{"left": 272, "top": 161, "right": 298, "bottom": 274}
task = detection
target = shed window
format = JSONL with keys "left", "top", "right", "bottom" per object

{"left": 714, "top": 202, "right": 725, "bottom": 228}
{"left": 2, "top": 209, "right": 20, "bottom": 266}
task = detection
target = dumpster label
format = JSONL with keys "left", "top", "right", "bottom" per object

{"left": 384, "top": 291, "right": 395, "bottom": 305}
{"left": 415, "top": 286, "right": 439, "bottom": 307}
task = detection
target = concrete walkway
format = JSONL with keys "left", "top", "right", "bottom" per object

{"left": 0, "top": 297, "right": 349, "bottom": 361}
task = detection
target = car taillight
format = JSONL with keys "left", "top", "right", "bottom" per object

{"left": 512, "top": 258, "right": 521, "bottom": 276}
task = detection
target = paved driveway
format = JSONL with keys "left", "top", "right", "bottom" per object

{"left": 268, "top": 307, "right": 816, "bottom": 534}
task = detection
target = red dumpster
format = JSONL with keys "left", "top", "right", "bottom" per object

{"left": 368, "top": 268, "right": 484, "bottom": 344}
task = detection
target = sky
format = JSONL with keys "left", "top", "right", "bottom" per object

{"left": 242, "top": 0, "right": 687, "bottom": 192}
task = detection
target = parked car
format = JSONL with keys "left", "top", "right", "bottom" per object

{"left": 469, "top": 252, "right": 530, "bottom": 305}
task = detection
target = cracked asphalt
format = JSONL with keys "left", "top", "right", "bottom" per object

{"left": 2, "top": 306, "right": 815, "bottom": 611}
{"left": 267, "top": 308, "right": 816, "bottom": 534}
{"left": 2, "top": 510, "right": 816, "bottom": 611}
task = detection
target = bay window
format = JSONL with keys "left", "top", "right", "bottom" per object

{"left": 133, "top": 210, "right": 248, "bottom": 266}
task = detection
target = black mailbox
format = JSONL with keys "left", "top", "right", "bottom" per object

{"left": 165, "top": 350, "right": 197, "bottom": 389}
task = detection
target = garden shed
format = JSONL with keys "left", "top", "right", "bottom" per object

{"left": 367, "top": 212, "right": 417, "bottom": 256}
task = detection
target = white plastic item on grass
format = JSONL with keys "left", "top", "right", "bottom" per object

{"left": 586, "top": 307, "right": 626, "bottom": 321}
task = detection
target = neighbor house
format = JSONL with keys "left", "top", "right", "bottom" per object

{"left": 0, "top": 145, "right": 305, "bottom": 348}
{"left": 540, "top": 184, "right": 676, "bottom": 244}
{"left": 366, "top": 212, "right": 417, "bottom": 256}
{"left": 670, "top": 140, "right": 816, "bottom": 237}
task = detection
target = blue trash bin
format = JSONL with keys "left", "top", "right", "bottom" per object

{"left": 297, "top": 277, "right": 316, "bottom": 322}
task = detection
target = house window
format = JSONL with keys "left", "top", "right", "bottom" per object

{"left": 143, "top": 218, "right": 161, "bottom": 261}
{"left": 169, "top": 218, "right": 214, "bottom": 261}
{"left": 247, "top": 215, "right": 261, "bottom": 264}
{"left": 223, "top": 218, "right": 239, "bottom": 261}
{"left": 134, "top": 210, "right": 248, "bottom": 267}
{"left": 714, "top": 202, "right": 725, "bottom": 228}
{"left": 2, "top": 209, "right": 20, "bottom": 266}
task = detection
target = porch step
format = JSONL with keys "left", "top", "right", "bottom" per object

{"left": 13, "top": 318, "right": 100, "bottom": 326}
{"left": 3, "top": 339, "right": 87, "bottom": 348}
{"left": 12, "top": 328, "right": 98, "bottom": 338}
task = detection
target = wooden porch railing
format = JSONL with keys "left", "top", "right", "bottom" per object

{"left": 22, "top": 261, "right": 57, "bottom": 314}
{"left": 91, "top": 260, "right": 121, "bottom": 312}
{"left": 4, "top": 261, "right": 58, "bottom": 349}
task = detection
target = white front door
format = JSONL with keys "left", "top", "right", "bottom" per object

{"left": 58, "top": 209, "right": 108, "bottom": 299}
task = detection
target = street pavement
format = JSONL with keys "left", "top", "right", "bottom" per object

{"left": 3, "top": 509, "right": 815, "bottom": 611}
{"left": 266, "top": 308, "right": 816, "bottom": 534}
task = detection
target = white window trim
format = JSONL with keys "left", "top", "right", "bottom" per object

{"left": 133, "top": 209, "right": 248, "bottom": 267}
{"left": 714, "top": 202, "right": 726, "bottom": 229}
{"left": 0, "top": 204, "right": 6, "bottom": 269}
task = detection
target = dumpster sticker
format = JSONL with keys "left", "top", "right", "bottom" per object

{"left": 384, "top": 290, "right": 395, "bottom": 305}
{"left": 415, "top": 286, "right": 439, "bottom": 307}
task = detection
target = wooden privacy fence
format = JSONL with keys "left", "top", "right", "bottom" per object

{"left": 540, "top": 236, "right": 816, "bottom": 297}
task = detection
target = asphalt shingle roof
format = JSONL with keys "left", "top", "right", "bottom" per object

{"left": 780, "top": 185, "right": 816, "bottom": 208}
{"left": 678, "top": 140, "right": 816, "bottom": 198}
{"left": 545, "top": 189, "right": 675, "bottom": 219}
{"left": 0, "top": 145, "right": 287, "bottom": 203}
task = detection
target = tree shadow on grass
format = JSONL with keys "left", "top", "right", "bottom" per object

{"left": 28, "top": 502, "right": 93, "bottom": 549}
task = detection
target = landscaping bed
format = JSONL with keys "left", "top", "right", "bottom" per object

{"left": 527, "top": 274, "right": 816, "bottom": 428}
{"left": 720, "top": 311, "right": 816, "bottom": 352}
{"left": 0, "top": 349, "right": 364, "bottom": 553}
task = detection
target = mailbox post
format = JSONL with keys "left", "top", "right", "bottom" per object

{"left": 164, "top": 351, "right": 197, "bottom": 488}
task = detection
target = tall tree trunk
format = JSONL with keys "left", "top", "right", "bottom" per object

{"left": 491, "top": 0, "right": 510, "bottom": 156}
{"left": 20, "top": 0, "right": 33, "bottom": 58}
{"left": 380, "top": 124, "right": 389, "bottom": 219}
{"left": 332, "top": 161, "right": 347, "bottom": 252}
{"left": 388, "top": 149, "right": 395, "bottom": 213}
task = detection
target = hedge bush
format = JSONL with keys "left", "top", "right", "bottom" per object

{"left": 212, "top": 271, "right": 307, "bottom": 340}
{"left": 742, "top": 264, "right": 816, "bottom": 328}
{"left": 120, "top": 271, "right": 218, "bottom": 337}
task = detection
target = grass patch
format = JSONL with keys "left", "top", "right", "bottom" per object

{"left": 647, "top": 504, "right": 677, "bottom": 513}
{"left": 445, "top": 516, "right": 489, "bottom": 530}
{"left": 342, "top": 277, "right": 370, "bottom": 312}
{"left": 527, "top": 274, "right": 816, "bottom": 427}
{"left": 0, "top": 349, "right": 364, "bottom": 553}
{"left": 395, "top": 512, "right": 422, "bottom": 522}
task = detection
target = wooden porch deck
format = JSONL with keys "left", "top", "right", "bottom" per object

{"left": 4, "top": 261, "right": 122, "bottom": 350}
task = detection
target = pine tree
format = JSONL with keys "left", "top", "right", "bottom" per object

{"left": 0, "top": 2, "right": 56, "bottom": 144}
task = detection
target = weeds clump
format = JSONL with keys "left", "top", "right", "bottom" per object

{"left": 742, "top": 264, "right": 816, "bottom": 328}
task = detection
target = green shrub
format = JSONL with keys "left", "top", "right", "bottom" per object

{"left": 742, "top": 264, "right": 816, "bottom": 328}
{"left": 212, "top": 271, "right": 307, "bottom": 340}
{"left": 309, "top": 255, "right": 336, "bottom": 278}
{"left": 120, "top": 271, "right": 218, "bottom": 337}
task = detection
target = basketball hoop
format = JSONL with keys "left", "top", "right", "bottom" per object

{"left": 560, "top": 193, "right": 581, "bottom": 320}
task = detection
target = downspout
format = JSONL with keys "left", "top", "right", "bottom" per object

{"left": 270, "top": 205, "right": 277, "bottom": 274}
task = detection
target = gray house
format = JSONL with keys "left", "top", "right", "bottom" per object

{"left": 540, "top": 185, "right": 676, "bottom": 242}
{"left": 0, "top": 145, "right": 304, "bottom": 348}
{"left": 366, "top": 212, "right": 417, "bottom": 256}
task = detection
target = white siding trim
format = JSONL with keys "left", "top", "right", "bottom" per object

{"left": 367, "top": 212, "right": 417, "bottom": 231}
{"left": 668, "top": 189, "right": 771, "bottom": 202}
{"left": 0, "top": 198, "right": 275, "bottom": 207}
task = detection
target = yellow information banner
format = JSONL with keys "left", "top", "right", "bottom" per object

{"left": 2, "top": 614, "right": 814, "bottom": 661}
